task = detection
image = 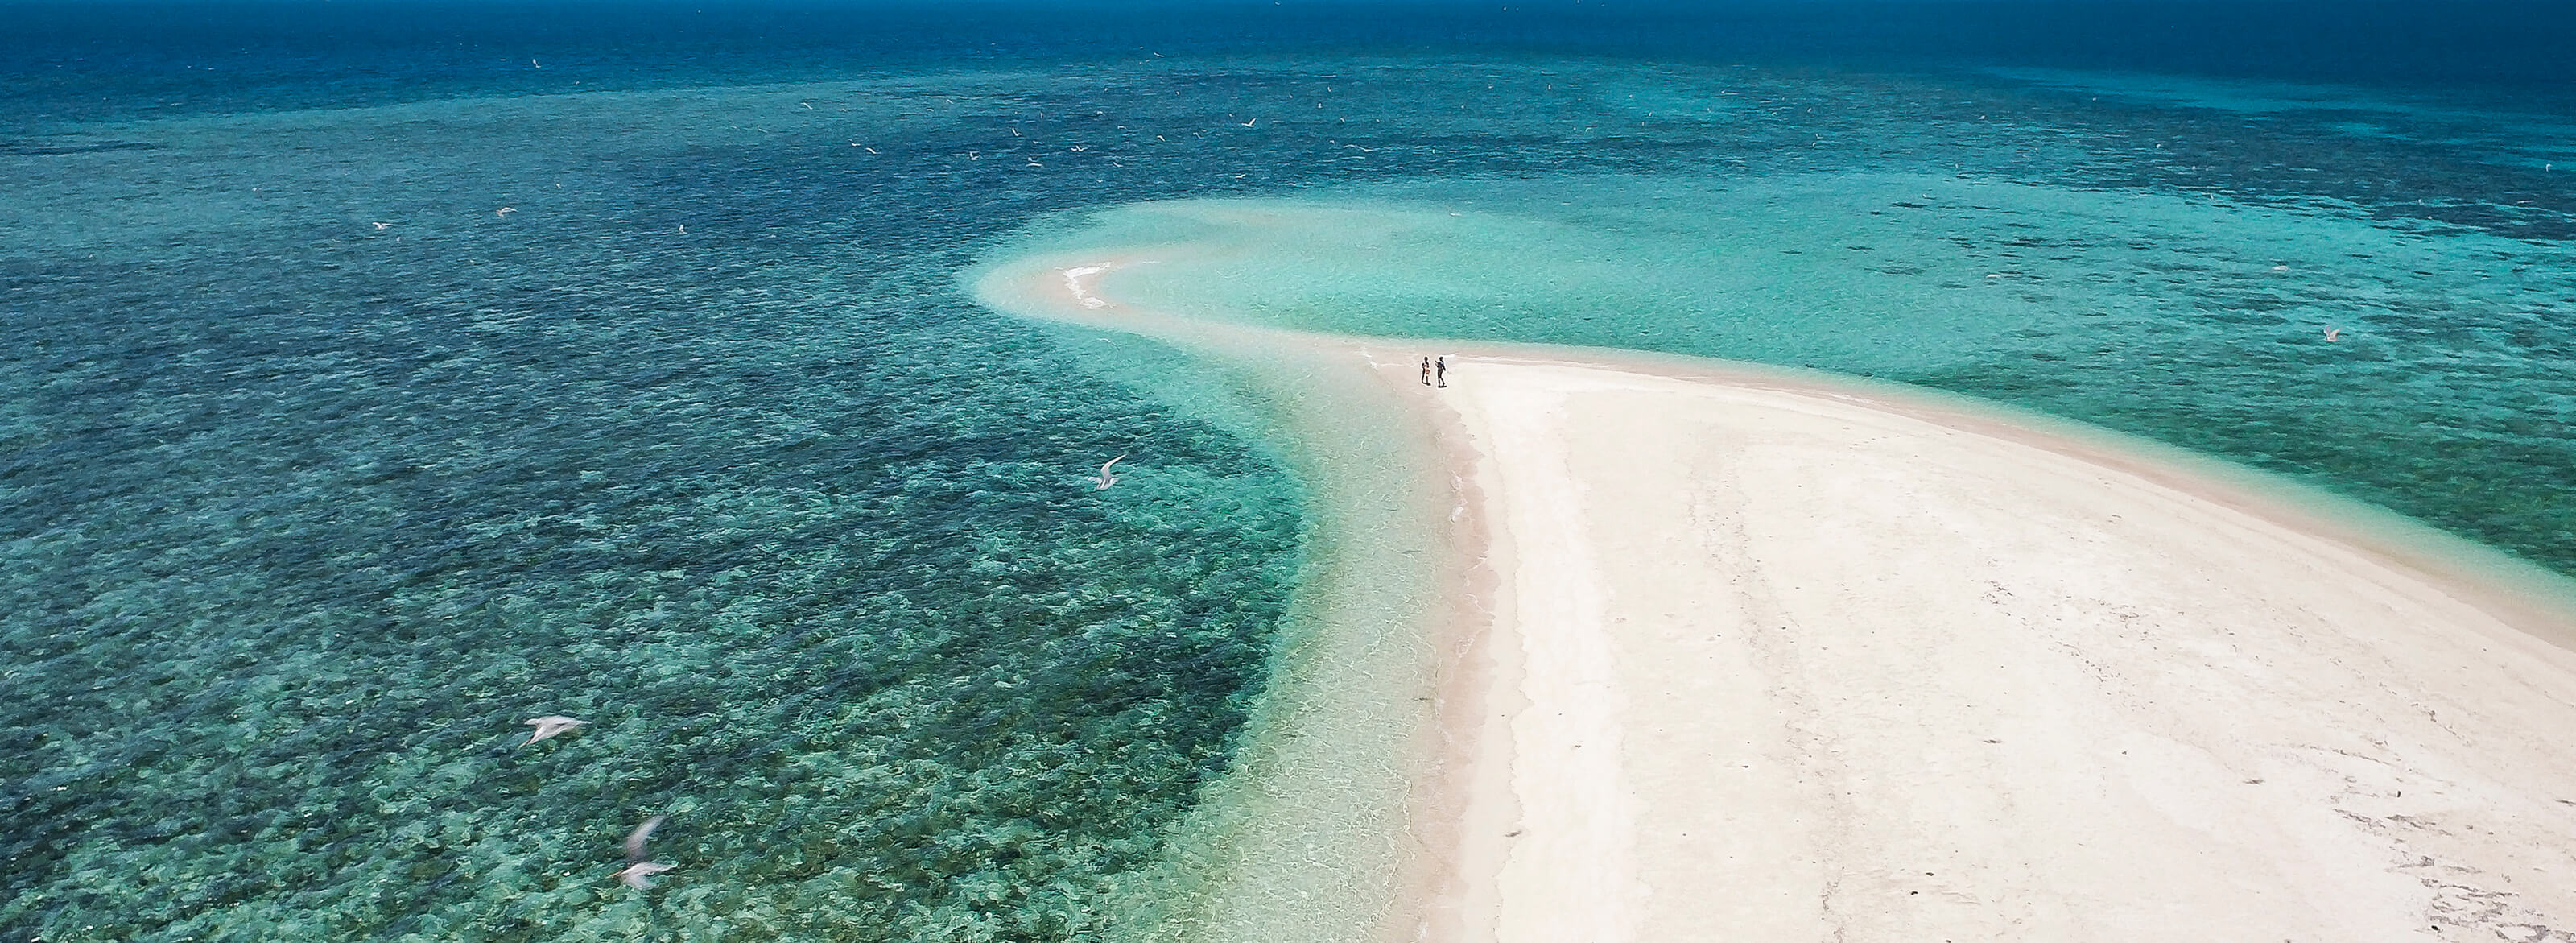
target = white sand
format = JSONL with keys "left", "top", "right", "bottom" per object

{"left": 1421, "top": 356, "right": 2576, "bottom": 943}
{"left": 981, "top": 258, "right": 2576, "bottom": 943}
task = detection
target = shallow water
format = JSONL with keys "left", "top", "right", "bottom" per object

{"left": 2, "top": 72, "right": 1329, "bottom": 942}
{"left": 6, "top": 2, "right": 2575, "bottom": 940}
{"left": 1009, "top": 74, "right": 2576, "bottom": 577}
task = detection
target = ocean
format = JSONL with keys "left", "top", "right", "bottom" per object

{"left": 3, "top": 2, "right": 2571, "bottom": 940}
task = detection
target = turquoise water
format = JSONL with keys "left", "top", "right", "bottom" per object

{"left": 6, "top": 3, "right": 2576, "bottom": 940}
{"left": 1008, "top": 69, "right": 2576, "bottom": 577}
{"left": 1026, "top": 165, "right": 2576, "bottom": 574}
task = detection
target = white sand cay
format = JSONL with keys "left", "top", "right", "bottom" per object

{"left": 983, "top": 257, "right": 2576, "bottom": 943}
{"left": 1418, "top": 355, "right": 2576, "bottom": 943}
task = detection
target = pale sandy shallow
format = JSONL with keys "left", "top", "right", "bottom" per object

{"left": 1419, "top": 354, "right": 2576, "bottom": 943}
{"left": 982, "top": 258, "right": 2576, "bottom": 943}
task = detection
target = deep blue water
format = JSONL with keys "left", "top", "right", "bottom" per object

{"left": 10, "top": 1, "right": 2576, "bottom": 132}
{"left": 3, "top": 2, "right": 2571, "bottom": 940}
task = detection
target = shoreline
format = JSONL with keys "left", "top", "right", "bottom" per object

{"left": 973, "top": 254, "right": 2576, "bottom": 942}
{"left": 1035, "top": 257, "right": 2576, "bottom": 651}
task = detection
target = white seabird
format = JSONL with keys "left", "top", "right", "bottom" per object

{"left": 522, "top": 715, "right": 588, "bottom": 744}
{"left": 1088, "top": 454, "right": 1127, "bottom": 490}
{"left": 613, "top": 815, "right": 675, "bottom": 889}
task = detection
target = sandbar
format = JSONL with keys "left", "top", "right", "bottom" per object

{"left": 984, "top": 256, "right": 2576, "bottom": 943}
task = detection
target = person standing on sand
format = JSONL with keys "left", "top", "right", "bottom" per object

{"left": 1421, "top": 356, "right": 1432, "bottom": 386}
{"left": 1435, "top": 356, "right": 1448, "bottom": 387}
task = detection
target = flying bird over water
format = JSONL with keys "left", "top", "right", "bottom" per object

{"left": 495, "top": 206, "right": 515, "bottom": 217}
{"left": 613, "top": 815, "right": 675, "bottom": 889}
{"left": 372, "top": 221, "right": 391, "bottom": 230}
{"left": 2325, "top": 328, "right": 2341, "bottom": 342}
{"left": 523, "top": 715, "right": 588, "bottom": 744}
{"left": 1088, "top": 454, "right": 1126, "bottom": 490}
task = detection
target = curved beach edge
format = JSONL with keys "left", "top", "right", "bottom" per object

{"left": 971, "top": 250, "right": 2576, "bottom": 943}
